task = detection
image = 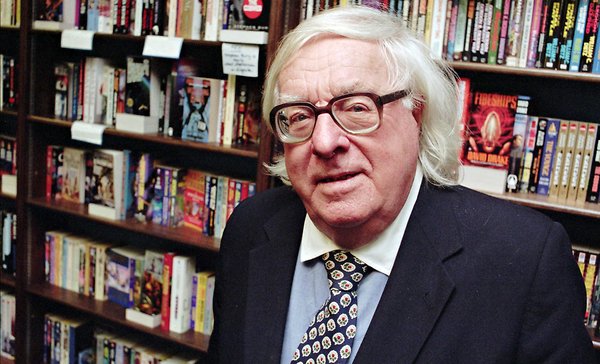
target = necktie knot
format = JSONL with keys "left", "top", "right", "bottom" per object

{"left": 322, "top": 250, "right": 370, "bottom": 292}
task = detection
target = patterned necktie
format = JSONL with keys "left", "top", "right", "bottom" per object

{"left": 291, "top": 250, "right": 371, "bottom": 364}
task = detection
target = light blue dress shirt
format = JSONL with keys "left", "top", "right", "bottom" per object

{"left": 280, "top": 166, "right": 423, "bottom": 364}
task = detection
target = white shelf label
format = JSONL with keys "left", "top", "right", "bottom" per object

{"left": 143, "top": 36, "right": 183, "bottom": 59}
{"left": 71, "top": 121, "right": 107, "bottom": 145}
{"left": 61, "top": 29, "right": 95, "bottom": 50}
{"left": 222, "top": 43, "right": 259, "bottom": 78}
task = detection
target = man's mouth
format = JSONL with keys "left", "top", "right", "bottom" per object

{"left": 320, "top": 173, "right": 359, "bottom": 183}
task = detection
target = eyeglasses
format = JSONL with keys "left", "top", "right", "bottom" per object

{"left": 269, "top": 90, "right": 409, "bottom": 144}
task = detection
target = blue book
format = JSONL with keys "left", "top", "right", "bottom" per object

{"left": 569, "top": 0, "right": 590, "bottom": 71}
{"left": 537, "top": 118, "right": 561, "bottom": 195}
{"left": 106, "top": 246, "right": 145, "bottom": 308}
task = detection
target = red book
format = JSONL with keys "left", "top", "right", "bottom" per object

{"left": 160, "top": 251, "right": 176, "bottom": 331}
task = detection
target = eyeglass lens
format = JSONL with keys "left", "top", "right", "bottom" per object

{"left": 276, "top": 94, "right": 380, "bottom": 140}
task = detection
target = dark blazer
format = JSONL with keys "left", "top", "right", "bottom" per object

{"left": 208, "top": 182, "right": 595, "bottom": 363}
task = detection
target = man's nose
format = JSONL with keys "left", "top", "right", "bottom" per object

{"left": 310, "top": 113, "right": 350, "bottom": 158}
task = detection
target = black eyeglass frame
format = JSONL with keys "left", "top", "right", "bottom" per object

{"left": 269, "top": 90, "right": 410, "bottom": 144}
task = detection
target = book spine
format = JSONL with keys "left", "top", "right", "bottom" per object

{"left": 549, "top": 119, "right": 570, "bottom": 198}
{"left": 558, "top": 120, "right": 580, "bottom": 199}
{"left": 557, "top": 0, "right": 578, "bottom": 70}
{"left": 536, "top": 118, "right": 560, "bottom": 195}
{"left": 579, "top": 0, "right": 600, "bottom": 72}
{"left": 568, "top": 0, "right": 590, "bottom": 71}
{"left": 160, "top": 251, "right": 175, "bottom": 331}
{"left": 496, "top": 0, "right": 513, "bottom": 63}
{"left": 577, "top": 123, "right": 598, "bottom": 202}
{"left": 542, "top": 0, "right": 565, "bottom": 69}
{"left": 586, "top": 129, "right": 600, "bottom": 202}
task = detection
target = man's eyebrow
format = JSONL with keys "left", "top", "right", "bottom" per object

{"left": 277, "top": 84, "right": 371, "bottom": 104}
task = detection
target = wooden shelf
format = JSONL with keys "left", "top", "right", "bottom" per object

{"left": 0, "top": 192, "right": 16, "bottom": 201}
{"left": 489, "top": 192, "right": 600, "bottom": 219}
{"left": 0, "top": 110, "right": 18, "bottom": 118}
{"left": 0, "top": 274, "right": 16, "bottom": 289}
{"left": 0, "top": 355, "right": 15, "bottom": 364}
{"left": 450, "top": 61, "right": 600, "bottom": 83}
{"left": 28, "top": 115, "right": 260, "bottom": 159}
{"left": 27, "top": 283, "right": 210, "bottom": 352}
{"left": 28, "top": 197, "right": 221, "bottom": 252}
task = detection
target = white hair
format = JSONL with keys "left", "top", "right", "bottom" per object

{"left": 263, "top": 5, "right": 461, "bottom": 187}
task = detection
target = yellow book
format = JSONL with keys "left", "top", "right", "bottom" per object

{"left": 194, "top": 271, "right": 211, "bottom": 333}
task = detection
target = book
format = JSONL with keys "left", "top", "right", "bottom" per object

{"left": 160, "top": 251, "right": 176, "bottom": 332}
{"left": 567, "top": 122, "right": 590, "bottom": 201}
{"left": 125, "top": 249, "right": 165, "bottom": 328}
{"left": 169, "top": 254, "right": 196, "bottom": 333}
{"left": 585, "top": 128, "right": 600, "bottom": 202}
{"left": 61, "top": 147, "right": 89, "bottom": 204}
{"left": 558, "top": 120, "right": 580, "bottom": 200}
{"left": 46, "top": 145, "right": 64, "bottom": 200}
{"left": 541, "top": 0, "right": 565, "bottom": 69}
{"left": 134, "top": 153, "right": 154, "bottom": 221}
{"left": 116, "top": 57, "right": 163, "bottom": 133}
{"left": 461, "top": 92, "right": 518, "bottom": 193}
{"left": 569, "top": 0, "right": 591, "bottom": 71}
{"left": 549, "top": 119, "right": 570, "bottom": 198}
{"left": 219, "top": 0, "right": 270, "bottom": 44}
{"left": 527, "top": 116, "right": 549, "bottom": 193}
{"left": 536, "top": 117, "right": 560, "bottom": 195}
{"left": 556, "top": 0, "right": 579, "bottom": 70}
{"left": 576, "top": 123, "right": 598, "bottom": 203}
{"left": 106, "top": 245, "right": 145, "bottom": 308}
{"left": 183, "top": 169, "right": 205, "bottom": 231}
{"left": 579, "top": 0, "right": 599, "bottom": 72}
{"left": 505, "top": 97, "right": 530, "bottom": 192}
{"left": 180, "top": 77, "right": 224, "bottom": 143}
{"left": 88, "top": 149, "right": 125, "bottom": 220}
{"left": 34, "top": 0, "right": 77, "bottom": 29}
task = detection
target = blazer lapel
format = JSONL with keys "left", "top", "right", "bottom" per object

{"left": 354, "top": 183, "right": 462, "bottom": 363}
{"left": 244, "top": 197, "right": 306, "bottom": 363}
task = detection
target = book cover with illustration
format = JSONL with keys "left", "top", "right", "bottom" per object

{"left": 223, "top": 0, "right": 270, "bottom": 31}
{"left": 462, "top": 91, "right": 519, "bottom": 170}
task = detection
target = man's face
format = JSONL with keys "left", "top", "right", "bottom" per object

{"left": 278, "top": 36, "right": 421, "bottom": 248}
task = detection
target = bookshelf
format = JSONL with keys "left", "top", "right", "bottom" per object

{"left": 4, "top": 0, "right": 291, "bottom": 362}
{"left": 4, "top": 0, "right": 600, "bottom": 362}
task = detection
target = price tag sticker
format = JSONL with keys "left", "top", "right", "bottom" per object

{"left": 222, "top": 43, "right": 259, "bottom": 78}
{"left": 61, "top": 29, "right": 95, "bottom": 50}
{"left": 71, "top": 121, "right": 107, "bottom": 145}
{"left": 143, "top": 36, "right": 183, "bottom": 59}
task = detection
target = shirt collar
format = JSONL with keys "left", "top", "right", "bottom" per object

{"left": 299, "top": 164, "right": 423, "bottom": 276}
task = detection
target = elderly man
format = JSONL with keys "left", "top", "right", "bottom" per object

{"left": 208, "top": 6, "right": 594, "bottom": 364}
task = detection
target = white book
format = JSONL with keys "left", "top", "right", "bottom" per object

{"left": 221, "top": 74, "right": 236, "bottom": 146}
{"left": 88, "top": 149, "right": 125, "bottom": 220}
{"left": 208, "top": 78, "right": 225, "bottom": 143}
{"left": 218, "top": 29, "right": 269, "bottom": 44}
{"left": 33, "top": 0, "right": 78, "bottom": 30}
{"left": 460, "top": 165, "right": 508, "bottom": 194}
{"left": 83, "top": 57, "right": 109, "bottom": 124}
{"left": 203, "top": 0, "right": 222, "bottom": 41}
{"left": 429, "top": 0, "right": 448, "bottom": 58}
{"left": 169, "top": 255, "right": 195, "bottom": 333}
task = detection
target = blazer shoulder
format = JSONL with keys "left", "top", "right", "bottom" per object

{"left": 228, "top": 186, "right": 305, "bottom": 226}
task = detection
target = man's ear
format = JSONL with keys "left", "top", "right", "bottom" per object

{"left": 412, "top": 100, "right": 424, "bottom": 126}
